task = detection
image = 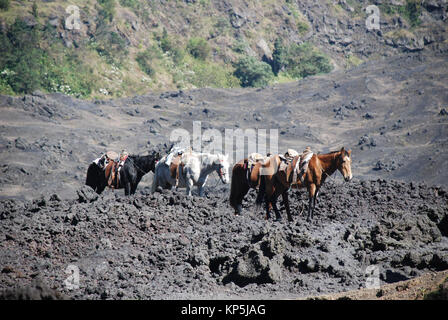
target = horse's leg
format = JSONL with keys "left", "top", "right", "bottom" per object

{"left": 313, "top": 187, "right": 320, "bottom": 208}
{"left": 272, "top": 193, "right": 282, "bottom": 221}
{"left": 255, "top": 175, "right": 265, "bottom": 211}
{"left": 314, "top": 188, "right": 320, "bottom": 205}
{"left": 130, "top": 183, "right": 137, "bottom": 195}
{"left": 235, "top": 184, "right": 249, "bottom": 215}
{"left": 307, "top": 184, "right": 316, "bottom": 222}
{"left": 283, "top": 191, "right": 292, "bottom": 222}
{"left": 124, "top": 182, "right": 131, "bottom": 196}
{"left": 151, "top": 170, "right": 158, "bottom": 193}
{"left": 185, "top": 177, "right": 193, "bottom": 197}
{"left": 96, "top": 184, "right": 106, "bottom": 195}
{"left": 264, "top": 176, "right": 275, "bottom": 220}
{"left": 198, "top": 185, "right": 204, "bottom": 197}
{"left": 265, "top": 198, "right": 271, "bottom": 220}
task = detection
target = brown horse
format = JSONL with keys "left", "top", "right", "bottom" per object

{"left": 262, "top": 147, "right": 353, "bottom": 222}
{"left": 229, "top": 158, "right": 266, "bottom": 215}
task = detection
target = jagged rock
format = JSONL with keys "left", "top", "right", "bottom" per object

{"left": 77, "top": 185, "right": 99, "bottom": 203}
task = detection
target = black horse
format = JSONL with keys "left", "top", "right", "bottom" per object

{"left": 86, "top": 151, "right": 161, "bottom": 196}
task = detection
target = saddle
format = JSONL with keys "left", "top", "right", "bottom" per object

{"left": 169, "top": 154, "right": 184, "bottom": 188}
{"left": 290, "top": 148, "right": 313, "bottom": 184}
{"left": 244, "top": 153, "right": 266, "bottom": 188}
{"left": 104, "top": 152, "right": 128, "bottom": 189}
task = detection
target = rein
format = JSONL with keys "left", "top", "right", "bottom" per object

{"left": 321, "top": 168, "right": 335, "bottom": 181}
{"left": 126, "top": 157, "right": 152, "bottom": 174}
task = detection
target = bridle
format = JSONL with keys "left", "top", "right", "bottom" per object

{"left": 126, "top": 155, "right": 157, "bottom": 174}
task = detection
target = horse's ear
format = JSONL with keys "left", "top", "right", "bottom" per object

{"left": 347, "top": 149, "right": 351, "bottom": 157}
{"left": 340, "top": 147, "right": 345, "bottom": 153}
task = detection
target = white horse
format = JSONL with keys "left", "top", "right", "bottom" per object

{"left": 151, "top": 151, "right": 230, "bottom": 196}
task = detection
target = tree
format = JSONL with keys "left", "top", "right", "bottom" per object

{"left": 0, "top": 0, "right": 10, "bottom": 11}
{"left": 187, "top": 37, "right": 210, "bottom": 60}
{"left": 272, "top": 38, "right": 286, "bottom": 76}
{"left": 32, "top": 1, "right": 38, "bottom": 18}
{"left": 233, "top": 56, "right": 273, "bottom": 87}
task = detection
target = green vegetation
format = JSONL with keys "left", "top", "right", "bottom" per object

{"left": 159, "top": 28, "right": 184, "bottom": 63}
{"left": 232, "top": 39, "right": 249, "bottom": 54}
{"left": 0, "top": 18, "right": 98, "bottom": 97}
{"left": 187, "top": 37, "right": 211, "bottom": 60}
{"left": 90, "top": 29, "right": 128, "bottom": 66}
{"left": 272, "top": 40, "right": 333, "bottom": 79}
{"left": 119, "top": 0, "right": 139, "bottom": 9}
{"left": 98, "top": 0, "right": 116, "bottom": 23}
{"left": 181, "top": 58, "right": 240, "bottom": 89}
{"left": 0, "top": 0, "right": 337, "bottom": 97}
{"left": 0, "top": 0, "right": 10, "bottom": 11}
{"left": 345, "top": 54, "right": 363, "bottom": 69}
{"left": 136, "top": 47, "right": 159, "bottom": 77}
{"left": 285, "top": 1, "right": 310, "bottom": 35}
{"left": 379, "top": 0, "right": 422, "bottom": 27}
{"left": 32, "top": 1, "right": 38, "bottom": 18}
{"left": 233, "top": 56, "right": 273, "bottom": 88}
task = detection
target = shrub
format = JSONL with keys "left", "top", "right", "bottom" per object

{"left": 272, "top": 38, "right": 286, "bottom": 75}
{"left": 272, "top": 41, "right": 333, "bottom": 79}
{"left": 32, "top": 1, "right": 38, "bottom": 18}
{"left": 183, "top": 60, "right": 240, "bottom": 88}
{"left": 404, "top": 0, "right": 421, "bottom": 27}
{"left": 0, "top": 0, "right": 10, "bottom": 10}
{"left": 119, "top": 0, "right": 139, "bottom": 9}
{"left": 98, "top": 0, "right": 116, "bottom": 22}
{"left": 232, "top": 38, "right": 248, "bottom": 54}
{"left": 0, "top": 19, "right": 45, "bottom": 93}
{"left": 0, "top": 18, "right": 97, "bottom": 97}
{"left": 233, "top": 56, "right": 273, "bottom": 87}
{"left": 187, "top": 37, "right": 210, "bottom": 60}
{"left": 91, "top": 30, "right": 128, "bottom": 65}
{"left": 136, "top": 48, "right": 159, "bottom": 76}
{"left": 379, "top": 0, "right": 421, "bottom": 27}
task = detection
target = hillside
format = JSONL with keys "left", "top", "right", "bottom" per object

{"left": 0, "top": 0, "right": 447, "bottom": 98}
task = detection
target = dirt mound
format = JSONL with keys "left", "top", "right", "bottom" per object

{"left": 0, "top": 279, "right": 67, "bottom": 300}
{"left": 0, "top": 179, "right": 446, "bottom": 299}
{"left": 312, "top": 269, "right": 448, "bottom": 300}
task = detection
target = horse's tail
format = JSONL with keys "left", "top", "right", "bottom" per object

{"left": 229, "top": 165, "right": 241, "bottom": 211}
{"left": 86, "top": 163, "right": 99, "bottom": 190}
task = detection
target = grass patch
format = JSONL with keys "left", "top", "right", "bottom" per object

{"left": 187, "top": 37, "right": 211, "bottom": 60}
{"left": 384, "top": 29, "right": 415, "bottom": 40}
{"left": 285, "top": 1, "right": 310, "bottom": 35}
{"left": 379, "top": 0, "right": 422, "bottom": 28}
{"left": 345, "top": 54, "right": 363, "bottom": 69}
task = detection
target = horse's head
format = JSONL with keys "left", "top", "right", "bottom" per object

{"left": 149, "top": 151, "right": 162, "bottom": 171}
{"left": 336, "top": 147, "right": 353, "bottom": 182}
{"left": 215, "top": 154, "right": 230, "bottom": 184}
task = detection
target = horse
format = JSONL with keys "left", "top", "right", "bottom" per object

{"left": 262, "top": 147, "right": 353, "bottom": 222}
{"left": 151, "top": 151, "right": 230, "bottom": 196}
{"left": 85, "top": 151, "right": 161, "bottom": 196}
{"left": 229, "top": 155, "right": 268, "bottom": 215}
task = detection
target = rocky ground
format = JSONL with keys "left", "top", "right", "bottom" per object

{"left": 0, "top": 178, "right": 447, "bottom": 299}
{"left": 0, "top": 48, "right": 447, "bottom": 299}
